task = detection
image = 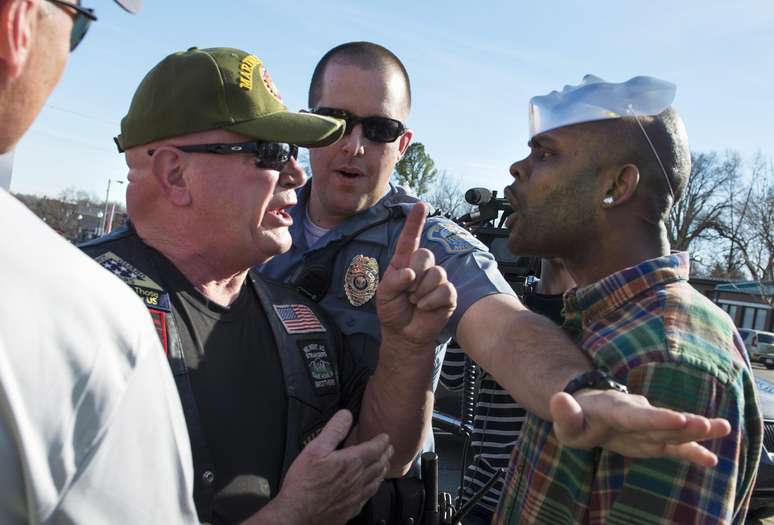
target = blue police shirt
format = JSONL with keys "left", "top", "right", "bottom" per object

{"left": 262, "top": 181, "right": 514, "bottom": 366}
{"left": 260, "top": 182, "right": 515, "bottom": 468}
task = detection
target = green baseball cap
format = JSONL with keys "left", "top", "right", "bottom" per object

{"left": 115, "top": 47, "right": 344, "bottom": 152}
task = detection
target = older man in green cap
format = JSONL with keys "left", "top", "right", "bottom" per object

{"left": 83, "top": 47, "right": 457, "bottom": 525}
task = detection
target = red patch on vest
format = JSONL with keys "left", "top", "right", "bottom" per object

{"left": 148, "top": 308, "right": 169, "bottom": 354}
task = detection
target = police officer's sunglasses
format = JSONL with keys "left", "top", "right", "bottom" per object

{"left": 147, "top": 141, "right": 299, "bottom": 171}
{"left": 305, "top": 107, "right": 406, "bottom": 143}
{"left": 47, "top": 0, "right": 97, "bottom": 51}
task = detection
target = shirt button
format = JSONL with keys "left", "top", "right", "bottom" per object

{"left": 202, "top": 470, "right": 215, "bottom": 486}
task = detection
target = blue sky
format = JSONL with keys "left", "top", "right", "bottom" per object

{"left": 10, "top": 0, "right": 774, "bottom": 205}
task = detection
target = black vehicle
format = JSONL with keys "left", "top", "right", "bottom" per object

{"left": 749, "top": 377, "right": 774, "bottom": 520}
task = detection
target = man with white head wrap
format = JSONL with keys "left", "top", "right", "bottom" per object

{"left": 494, "top": 75, "right": 762, "bottom": 525}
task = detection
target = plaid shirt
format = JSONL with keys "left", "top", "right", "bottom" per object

{"left": 494, "top": 252, "right": 762, "bottom": 525}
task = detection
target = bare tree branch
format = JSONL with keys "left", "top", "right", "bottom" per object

{"left": 667, "top": 151, "right": 740, "bottom": 252}
{"left": 713, "top": 153, "right": 774, "bottom": 306}
{"left": 424, "top": 170, "right": 472, "bottom": 217}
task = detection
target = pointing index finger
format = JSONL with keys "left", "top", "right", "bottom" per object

{"left": 390, "top": 203, "right": 428, "bottom": 270}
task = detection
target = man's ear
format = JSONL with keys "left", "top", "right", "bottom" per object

{"left": 150, "top": 147, "right": 193, "bottom": 207}
{"left": 0, "top": 0, "right": 37, "bottom": 80}
{"left": 396, "top": 128, "right": 413, "bottom": 159}
{"left": 603, "top": 163, "right": 640, "bottom": 207}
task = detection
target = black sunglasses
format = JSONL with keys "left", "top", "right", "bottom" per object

{"left": 307, "top": 107, "right": 406, "bottom": 143}
{"left": 47, "top": 0, "right": 97, "bottom": 51}
{"left": 147, "top": 141, "right": 299, "bottom": 171}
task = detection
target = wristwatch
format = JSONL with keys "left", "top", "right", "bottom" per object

{"left": 563, "top": 369, "right": 628, "bottom": 395}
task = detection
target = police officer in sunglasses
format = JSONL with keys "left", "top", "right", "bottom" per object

{"left": 260, "top": 41, "right": 735, "bottom": 481}
{"left": 81, "top": 47, "right": 457, "bottom": 525}
{"left": 0, "top": 1, "right": 199, "bottom": 524}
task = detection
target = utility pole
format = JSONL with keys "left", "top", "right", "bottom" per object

{"left": 101, "top": 179, "right": 124, "bottom": 235}
{"left": 0, "top": 150, "right": 13, "bottom": 191}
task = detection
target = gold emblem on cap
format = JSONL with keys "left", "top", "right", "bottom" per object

{"left": 261, "top": 65, "right": 283, "bottom": 102}
{"left": 344, "top": 255, "right": 379, "bottom": 307}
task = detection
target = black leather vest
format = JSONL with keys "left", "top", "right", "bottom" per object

{"left": 81, "top": 225, "right": 343, "bottom": 522}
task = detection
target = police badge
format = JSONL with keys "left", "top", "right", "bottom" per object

{"left": 344, "top": 255, "right": 379, "bottom": 307}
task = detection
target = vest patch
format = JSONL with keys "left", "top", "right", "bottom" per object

{"left": 425, "top": 223, "right": 478, "bottom": 254}
{"left": 273, "top": 304, "right": 327, "bottom": 334}
{"left": 298, "top": 341, "right": 337, "bottom": 395}
{"left": 95, "top": 251, "right": 172, "bottom": 311}
{"left": 148, "top": 308, "right": 169, "bottom": 354}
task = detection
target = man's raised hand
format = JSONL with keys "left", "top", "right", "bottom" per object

{"left": 376, "top": 203, "right": 457, "bottom": 346}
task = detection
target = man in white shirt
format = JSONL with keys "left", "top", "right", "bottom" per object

{"left": 0, "top": 1, "right": 198, "bottom": 522}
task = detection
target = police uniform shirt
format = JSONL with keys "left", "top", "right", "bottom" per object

{"left": 261, "top": 182, "right": 515, "bottom": 370}
{"left": 261, "top": 183, "right": 515, "bottom": 473}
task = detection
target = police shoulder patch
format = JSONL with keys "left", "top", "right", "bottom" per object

{"left": 425, "top": 222, "right": 480, "bottom": 254}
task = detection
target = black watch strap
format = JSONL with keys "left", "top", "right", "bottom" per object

{"left": 563, "top": 369, "right": 628, "bottom": 395}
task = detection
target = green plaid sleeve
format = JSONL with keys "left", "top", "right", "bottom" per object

{"left": 602, "top": 361, "right": 761, "bottom": 525}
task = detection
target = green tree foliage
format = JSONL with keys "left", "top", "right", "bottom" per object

{"left": 394, "top": 142, "right": 438, "bottom": 197}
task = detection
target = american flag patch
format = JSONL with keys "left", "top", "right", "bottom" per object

{"left": 273, "top": 304, "right": 327, "bottom": 334}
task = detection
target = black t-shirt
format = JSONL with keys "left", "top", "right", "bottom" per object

{"left": 81, "top": 228, "right": 373, "bottom": 524}
{"left": 153, "top": 253, "right": 288, "bottom": 524}
{"left": 524, "top": 292, "right": 565, "bottom": 325}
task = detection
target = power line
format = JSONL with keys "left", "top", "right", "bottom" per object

{"left": 43, "top": 104, "right": 118, "bottom": 128}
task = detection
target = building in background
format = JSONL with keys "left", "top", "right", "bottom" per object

{"left": 692, "top": 277, "right": 773, "bottom": 332}
{"left": 714, "top": 282, "right": 774, "bottom": 332}
{"left": 13, "top": 193, "right": 125, "bottom": 243}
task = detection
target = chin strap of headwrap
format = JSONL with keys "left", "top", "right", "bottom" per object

{"left": 625, "top": 104, "right": 675, "bottom": 202}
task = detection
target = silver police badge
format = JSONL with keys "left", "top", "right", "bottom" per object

{"left": 344, "top": 255, "right": 379, "bottom": 307}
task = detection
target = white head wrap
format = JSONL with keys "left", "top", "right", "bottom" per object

{"left": 529, "top": 74, "right": 676, "bottom": 138}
